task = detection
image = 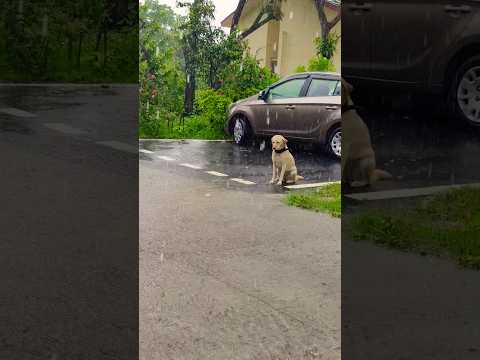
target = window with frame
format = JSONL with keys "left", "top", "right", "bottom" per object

{"left": 268, "top": 79, "right": 306, "bottom": 100}
{"left": 306, "top": 79, "right": 340, "bottom": 97}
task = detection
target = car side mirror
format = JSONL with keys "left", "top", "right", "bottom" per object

{"left": 258, "top": 90, "right": 267, "bottom": 101}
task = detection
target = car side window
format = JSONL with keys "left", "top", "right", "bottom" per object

{"left": 268, "top": 79, "right": 305, "bottom": 100}
{"left": 307, "top": 79, "right": 339, "bottom": 97}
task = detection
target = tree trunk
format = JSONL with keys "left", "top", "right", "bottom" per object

{"left": 77, "top": 33, "right": 83, "bottom": 69}
{"left": 314, "top": 0, "right": 341, "bottom": 39}
{"left": 184, "top": 72, "right": 195, "bottom": 115}
{"left": 230, "top": 0, "right": 247, "bottom": 34}
{"left": 239, "top": 14, "right": 275, "bottom": 40}
{"left": 67, "top": 35, "right": 73, "bottom": 68}
{"left": 42, "top": 38, "right": 49, "bottom": 75}
{"left": 103, "top": 28, "right": 108, "bottom": 78}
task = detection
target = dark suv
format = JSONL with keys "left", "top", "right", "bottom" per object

{"left": 225, "top": 72, "right": 342, "bottom": 158}
{"left": 342, "top": 0, "right": 480, "bottom": 126}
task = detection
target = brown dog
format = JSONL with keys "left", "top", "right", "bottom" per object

{"left": 270, "top": 135, "right": 304, "bottom": 185}
{"left": 341, "top": 78, "right": 392, "bottom": 187}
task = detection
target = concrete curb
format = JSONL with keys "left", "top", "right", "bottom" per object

{"left": 345, "top": 182, "right": 480, "bottom": 201}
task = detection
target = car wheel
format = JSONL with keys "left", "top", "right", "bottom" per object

{"left": 450, "top": 56, "right": 480, "bottom": 127}
{"left": 326, "top": 127, "right": 341, "bottom": 159}
{"left": 232, "top": 116, "right": 251, "bottom": 145}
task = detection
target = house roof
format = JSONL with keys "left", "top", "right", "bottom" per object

{"left": 221, "top": 0, "right": 340, "bottom": 28}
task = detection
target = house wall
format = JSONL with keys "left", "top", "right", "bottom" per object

{"left": 237, "top": 0, "right": 341, "bottom": 78}
{"left": 277, "top": 0, "right": 341, "bottom": 76}
{"left": 237, "top": 4, "right": 270, "bottom": 68}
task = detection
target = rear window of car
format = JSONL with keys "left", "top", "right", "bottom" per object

{"left": 307, "top": 79, "right": 339, "bottom": 97}
{"left": 269, "top": 79, "right": 306, "bottom": 99}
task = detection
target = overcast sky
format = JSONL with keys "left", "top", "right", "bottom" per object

{"left": 155, "top": 0, "right": 237, "bottom": 30}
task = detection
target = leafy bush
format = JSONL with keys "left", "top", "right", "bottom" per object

{"left": 315, "top": 32, "right": 340, "bottom": 60}
{"left": 195, "top": 88, "right": 232, "bottom": 130}
{"left": 307, "top": 55, "right": 336, "bottom": 72}
{"left": 295, "top": 55, "right": 335, "bottom": 73}
{"left": 177, "top": 115, "right": 229, "bottom": 139}
{"left": 295, "top": 33, "right": 339, "bottom": 74}
{"left": 295, "top": 65, "right": 307, "bottom": 73}
{"left": 220, "top": 54, "right": 279, "bottom": 102}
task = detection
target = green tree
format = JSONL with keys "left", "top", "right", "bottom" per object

{"left": 178, "top": 0, "right": 215, "bottom": 114}
{"left": 199, "top": 30, "right": 244, "bottom": 89}
{"left": 139, "top": 1, "right": 184, "bottom": 124}
{"left": 313, "top": 0, "right": 341, "bottom": 42}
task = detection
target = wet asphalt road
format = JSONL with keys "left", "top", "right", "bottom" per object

{"left": 346, "top": 106, "right": 480, "bottom": 193}
{"left": 1, "top": 84, "right": 138, "bottom": 359}
{"left": 140, "top": 139, "right": 341, "bottom": 193}
{"left": 140, "top": 157, "right": 341, "bottom": 360}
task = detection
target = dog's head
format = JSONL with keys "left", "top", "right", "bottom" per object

{"left": 271, "top": 135, "right": 288, "bottom": 151}
{"left": 341, "top": 78, "right": 354, "bottom": 107}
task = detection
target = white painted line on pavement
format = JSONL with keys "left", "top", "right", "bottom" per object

{"left": 96, "top": 141, "right": 138, "bottom": 154}
{"left": 285, "top": 181, "right": 340, "bottom": 190}
{"left": 205, "top": 171, "right": 229, "bottom": 177}
{"left": 0, "top": 83, "right": 138, "bottom": 88}
{"left": 139, "top": 149, "right": 154, "bottom": 154}
{"left": 0, "top": 107, "right": 36, "bottom": 118}
{"left": 230, "top": 178, "right": 256, "bottom": 185}
{"left": 157, "top": 155, "right": 175, "bottom": 161}
{"left": 44, "top": 123, "right": 88, "bottom": 135}
{"left": 345, "top": 183, "right": 480, "bottom": 201}
{"left": 180, "top": 163, "right": 202, "bottom": 170}
{"left": 140, "top": 138, "right": 233, "bottom": 142}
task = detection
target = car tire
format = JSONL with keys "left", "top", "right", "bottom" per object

{"left": 449, "top": 55, "right": 480, "bottom": 127}
{"left": 326, "top": 126, "right": 341, "bottom": 159}
{"left": 232, "top": 116, "right": 251, "bottom": 145}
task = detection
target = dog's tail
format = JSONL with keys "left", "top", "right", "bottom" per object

{"left": 371, "top": 169, "right": 393, "bottom": 182}
{"left": 296, "top": 175, "right": 304, "bottom": 182}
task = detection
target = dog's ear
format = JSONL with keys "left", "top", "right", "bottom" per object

{"left": 280, "top": 135, "right": 288, "bottom": 147}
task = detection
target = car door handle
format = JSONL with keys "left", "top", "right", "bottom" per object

{"left": 347, "top": 3, "right": 372, "bottom": 11}
{"left": 444, "top": 4, "right": 471, "bottom": 14}
{"left": 325, "top": 106, "right": 339, "bottom": 111}
{"left": 285, "top": 105, "right": 296, "bottom": 110}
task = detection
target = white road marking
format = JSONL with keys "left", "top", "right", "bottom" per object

{"left": 205, "top": 171, "right": 229, "bottom": 177}
{"left": 96, "top": 141, "right": 138, "bottom": 154}
{"left": 140, "top": 138, "right": 233, "bottom": 142}
{"left": 44, "top": 123, "right": 88, "bottom": 135}
{"left": 139, "top": 149, "right": 154, "bottom": 154}
{"left": 0, "top": 107, "right": 36, "bottom": 118}
{"left": 285, "top": 181, "right": 340, "bottom": 190}
{"left": 0, "top": 83, "right": 137, "bottom": 88}
{"left": 157, "top": 155, "right": 175, "bottom": 161}
{"left": 180, "top": 163, "right": 202, "bottom": 170}
{"left": 345, "top": 183, "right": 480, "bottom": 201}
{"left": 230, "top": 178, "right": 256, "bottom": 185}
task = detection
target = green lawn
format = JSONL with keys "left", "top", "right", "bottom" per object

{"left": 285, "top": 182, "right": 341, "bottom": 218}
{"left": 351, "top": 186, "right": 480, "bottom": 269}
